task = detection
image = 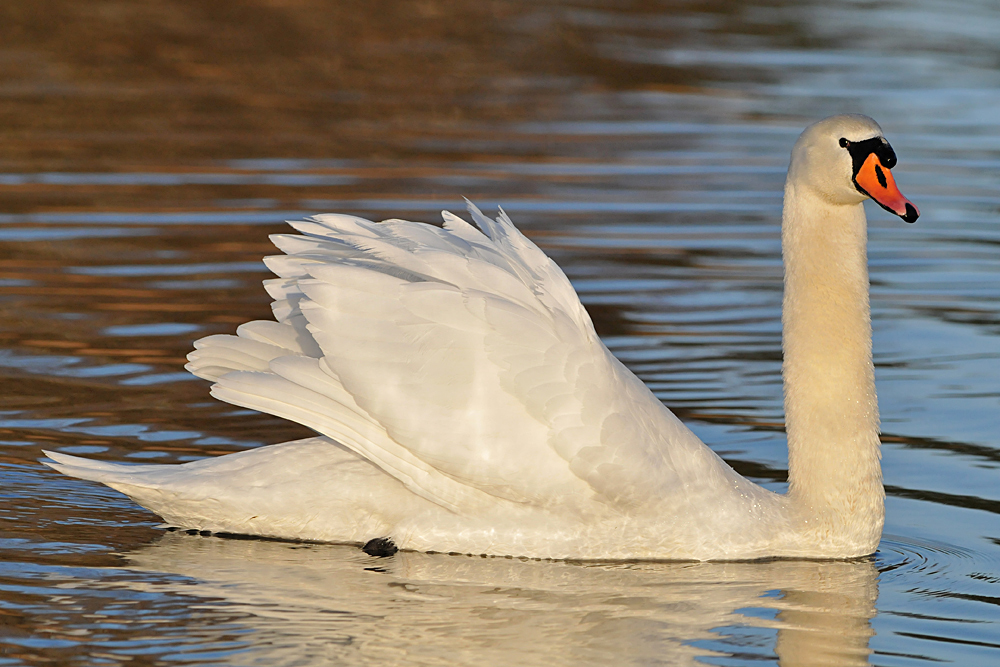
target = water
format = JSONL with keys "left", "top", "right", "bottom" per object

{"left": 2, "top": 0, "right": 1000, "bottom": 664}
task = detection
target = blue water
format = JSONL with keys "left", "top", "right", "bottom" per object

{"left": 2, "top": 0, "right": 1000, "bottom": 664}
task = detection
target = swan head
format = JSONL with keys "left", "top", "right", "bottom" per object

{"left": 788, "top": 114, "right": 919, "bottom": 223}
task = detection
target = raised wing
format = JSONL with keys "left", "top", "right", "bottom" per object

{"left": 187, "top": 203, "right": 736, "bottom": 513}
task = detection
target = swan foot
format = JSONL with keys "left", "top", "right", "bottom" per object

{"left": 362, "top": 537, "right": 398, "bottom": 557}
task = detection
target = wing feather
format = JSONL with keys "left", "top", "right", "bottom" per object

{"left": 187, "top": 204, "right": 733, "bottom": 515}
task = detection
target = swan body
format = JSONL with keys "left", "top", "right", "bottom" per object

{"left": 44, "top": 115, "right": 918, "bottom": 560}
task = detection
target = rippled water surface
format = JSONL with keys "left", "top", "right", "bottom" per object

{"left": 3, "top": 1, "right": 1000, "bottom": 665}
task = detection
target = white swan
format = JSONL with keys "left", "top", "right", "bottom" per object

{"left": 44, "top": 114, "right": 919, "bottom": 560}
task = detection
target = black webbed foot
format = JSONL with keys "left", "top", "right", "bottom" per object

{"left": 362, "top": 537, "right": 398, "bottom": 557}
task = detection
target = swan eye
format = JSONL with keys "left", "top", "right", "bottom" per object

{"left": 839, "top": 138, "right": 850, "bottom": 148}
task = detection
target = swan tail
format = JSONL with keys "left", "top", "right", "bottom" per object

{"left": 44, "top": 449, "right": 157, "bottom": 484}
{"left": 42, "top": 448, "right": 225, "bottom": 522}
{"left": 41, "top": 438, "right": 429, "bottom": 542}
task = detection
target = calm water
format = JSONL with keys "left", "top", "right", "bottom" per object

{"left": 3, "top": 1, "right": 1000, "bottom": 665}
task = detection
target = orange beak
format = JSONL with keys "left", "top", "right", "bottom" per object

{"left": 854, "top": 152, "right": 919, "bottom": 223}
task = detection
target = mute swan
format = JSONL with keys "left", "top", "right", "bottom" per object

{"left": 44, "top": 115, "right": 919, "bottom": 560}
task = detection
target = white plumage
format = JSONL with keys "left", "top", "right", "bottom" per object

{"left": 45, "top": 115, "right": 918, "bottom": 560}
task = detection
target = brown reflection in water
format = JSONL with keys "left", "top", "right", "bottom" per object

{"left": 0, "top": 0, "right": 814, "bottom": 173}
{"left": 1, "top": 0, "right": 572, "bottom": 169}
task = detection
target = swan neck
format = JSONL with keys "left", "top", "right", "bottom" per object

{"left": 781, "top": 182, "right": 883, "bottom": 551}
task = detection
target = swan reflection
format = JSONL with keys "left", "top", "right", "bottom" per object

{"left": 121, "top": 533, "right": 878, "bottom": 666}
